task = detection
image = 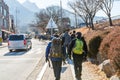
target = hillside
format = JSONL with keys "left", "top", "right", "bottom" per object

{"left": 73, "top": 19, "right": 120, "bottom": 79}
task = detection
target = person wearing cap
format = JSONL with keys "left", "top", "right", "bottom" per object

{"left": 68, "top": 32, "right": 88, "bottom": 80}
{"left": 62, "top": 29, "right": 71, "bottom": 59}
{"left": 71, "top": 30, "right": 76, "bottom": 40}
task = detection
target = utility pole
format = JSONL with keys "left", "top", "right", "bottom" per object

{"left": 74, "top": 4, "right": 77, "bottom": 28}
{"left": 75, "top": 10, "right": 77, "bottom": 28}
{"left": 16, "top": 7, "right": 17, "bottom": 28}
{"left": 50, "top": 11, "right": 53, "bottom": 36}
{"left": 15, "top": 7, "right": 20, "bottom": 33}
{"left": 60, "top": 0, "right": 63, "bottom": 32}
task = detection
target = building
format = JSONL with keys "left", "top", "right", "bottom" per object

{"left": 0, "top": 0, "right": 10, "bottom": 41}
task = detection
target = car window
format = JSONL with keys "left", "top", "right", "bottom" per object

{"left": 9, "top": 35, "right": 24, "bottom": 40}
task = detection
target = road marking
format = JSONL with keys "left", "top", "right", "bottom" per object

{"left": 36, "top": 62, "right": 48, "bottom": 80}
{"left": 0, "top": 58, "right": 39, "bottom": 60}
{"left": 26, "top": 48, "right": 42, "bottom": 55}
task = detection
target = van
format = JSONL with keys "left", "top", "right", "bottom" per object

{"left": 8, "top": 34, "right": 32, "bottom": 52}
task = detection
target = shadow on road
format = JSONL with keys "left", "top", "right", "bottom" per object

{"left": 4, "top": 49, "right": 31, "bottom": 56}
{"left": 61, "top": 67, "right": 67, "bottom": 73}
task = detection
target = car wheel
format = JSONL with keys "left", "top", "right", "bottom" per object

{"left": 9, "top": 50, "right": 12, "bottom": 52}
{"left": 30, "top": 46, "right": 32, "bottom": 49}
{"left": 25, "top": 47, "right": 29, "bottom": 51}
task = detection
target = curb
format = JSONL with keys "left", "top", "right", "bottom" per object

{"left": 36, "top": 62, "right": 48, "bottom": 80}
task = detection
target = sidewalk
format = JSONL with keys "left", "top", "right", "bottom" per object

{"left": 0, "top": 42, "right": 7, "bottom": 48}
{"left": 40, "top": 61, "right": 109, "bottom": 80}
{"left": 41, "top": 62, "right": 74, "bottom": 80}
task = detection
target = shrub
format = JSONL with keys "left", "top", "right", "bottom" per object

{"left": 88, "top": 36, "right": 102, "bottom": 58}
{"left": 99, "top": 27, "right": 120, "bottom": 72}
{"left": 109, "top": 36, "right": 120, "bottom": 71}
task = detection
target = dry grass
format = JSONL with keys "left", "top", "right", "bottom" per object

{"left": 84, "top": 62, "right": 109, "bottom": 80}
{"left": 72, "top": 19, "right": 120, "bottom": 77}
{"left": 98, "top": 27, "right": 120, "bottom": 77}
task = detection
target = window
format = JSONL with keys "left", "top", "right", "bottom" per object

{"left": 9, "top": 35, "right": 24, "bottom": 40}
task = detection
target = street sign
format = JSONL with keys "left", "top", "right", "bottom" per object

{"left": 46, "top": 17, "right": 58, "bottom": 36}
{"left": 46, "top": 17, "right": 58, "bottom": 29}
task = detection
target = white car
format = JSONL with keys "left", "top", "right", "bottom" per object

{"left": 8, "top": 34, "right": 32, "bottom": 52}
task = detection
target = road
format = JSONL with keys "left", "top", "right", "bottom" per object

{"left": 0, "top": 39, "right": 47, "bottom": 80}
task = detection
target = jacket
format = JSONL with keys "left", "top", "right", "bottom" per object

{"left": 45, "top": 42, "right": 64, "bottom": 61}
{"left": 62, "top": 32, "right": 71, "bottom": 46}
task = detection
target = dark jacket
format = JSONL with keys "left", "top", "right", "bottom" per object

{"left": 68, "top": 37, "right": 88, "bottom": 57}
{"left": 71, "top": 33, "right": 76, "bottom": 40}
{"left": 62, "top": 32, "right": 71, "bottom": 46}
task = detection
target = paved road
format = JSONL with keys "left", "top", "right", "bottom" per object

{"left": 0, "top": 39, "right": 47, "bottom": 80}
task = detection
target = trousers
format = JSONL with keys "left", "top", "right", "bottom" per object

{"left": 51, "top": 61, "right": 62, "bottom": 80}
{"left": 73, "top": 53, "right": 83, "bottom": 79}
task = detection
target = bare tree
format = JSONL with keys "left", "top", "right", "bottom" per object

{"left": 100, "top": 0, "right": 114, "bottom": 26}
{"left": 29, "top": 9, "right": 49, "bottom": 33}
{"left": 35, "top": 9, "right": 49, "bottom": 32}
{"left": 68, "top": 0, "right": 103, "bottom": 30}
{"left": 46, "top": 6, "right": 61, "bottom": 26}
{"left": 68, "top": 1, "right": 89, "bottom": 28}
{"left": 30, "top": 6, "right": 64, "bottom": 33}
{"left": 68, "top": 2, "right": 88, "bottom": 27}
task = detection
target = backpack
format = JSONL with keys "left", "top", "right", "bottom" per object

{"left": 72, "top": 38, "right": 84, "bottom": 55}
{"left": 71, "top": 33, "right": 76, "bottom": 40}
{"left": 50, "top": 38, "right": 63, "bottom": 58}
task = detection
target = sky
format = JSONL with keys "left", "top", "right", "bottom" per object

{"left": 17, "top": 0, "right": 70, "bottom": 10}
{"left": 17, "top": 0, "right": 120, "bottom": 17}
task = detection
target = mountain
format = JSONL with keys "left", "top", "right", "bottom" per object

{"left": 22, "top": 0, "right": 40, "bottom": 13}
{"left": 4, "top": 0, "right": 36, "bottom": 32}
{"left": 4, "top": 0, "right": 108, "bottom": 31}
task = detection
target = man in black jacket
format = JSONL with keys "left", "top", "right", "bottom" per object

{"left": 68, "top": 32, "right": 88, "bottom": 80}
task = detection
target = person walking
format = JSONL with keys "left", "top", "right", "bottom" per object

{"left": 71, "top": 30, "right": 76, "bottom": 40}
{"left": 68, "top": 32, "right": 88, "bottom": 80}
{"left": 62, "top": 29, "right": 71, "bottom": 59}
{"left": 45, "top": 35, "right": 65, "bottom": 80}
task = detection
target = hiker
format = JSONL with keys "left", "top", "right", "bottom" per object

{"left": 68, "top": 32, "right": 88, "bottom": 80}
{"left": 62, "top": 29, "right": 71, "bottom": 59}
{"left": 45, "top": 34, "right": 65, "bottom": 80}
{"left": 71, "top": 30, "right": 76, "bottom": 40}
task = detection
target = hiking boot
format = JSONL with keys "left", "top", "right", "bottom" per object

{"left": 78, "top": 77, "right": 82, "bottom": 80}
{"left": 75, "top": 74, "right": 82, "bottom": 80}
{"left": 55, "top": 78, "right": 60, "bottom": 80}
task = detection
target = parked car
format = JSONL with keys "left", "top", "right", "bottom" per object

{"left": 8, "top": 34, "right": 32, "bottom": 52}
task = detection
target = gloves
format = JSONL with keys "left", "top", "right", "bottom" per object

{"left": 46, "top": 58, "right": 48, "bottom": 62}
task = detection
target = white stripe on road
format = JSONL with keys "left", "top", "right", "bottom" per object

{"left": 36, "top": 62, "right": 48, "bottom": 80}
{"left": 26, "top": 48, "right": 42, "bottom": 54}
{"left": 0, "top": 58, "right": 39, "bottom": 60}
